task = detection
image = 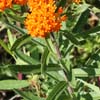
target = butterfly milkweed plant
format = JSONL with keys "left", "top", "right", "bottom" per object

{"left": 0, "top": 0, "right": 100, "bottom": 100}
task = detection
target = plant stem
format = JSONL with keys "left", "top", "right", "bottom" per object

{"left": 50, "top": 33, "right": 61, "bottom": 59}
{"left": 50, "top": 32, "right": 74, "bottom": 97}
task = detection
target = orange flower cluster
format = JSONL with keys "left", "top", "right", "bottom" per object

{"left": 13, "top": 0, "right": 27, "bottom": 5}
{"left": 73, "top": 0, "right": 81, "bottom": 4}
{"left": 25, "top": 0, "right": 66, "bottom": 37}
{"left": 0, "top": 0, "right": 12, "bottom": 11}
{"left": 0, "top": 0, "right": 27, "bottom": 11}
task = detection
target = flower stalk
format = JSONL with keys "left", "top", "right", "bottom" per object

{"left": 50, "top": 32, "right": 74, "bottom": 97}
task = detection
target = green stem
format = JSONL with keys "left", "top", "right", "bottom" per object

{"left": 50, "top": 32, "right": 74, "bottom": 97}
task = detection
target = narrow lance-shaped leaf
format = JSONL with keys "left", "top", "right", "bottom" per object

{"left": 76, "top": 26, "right": 100, "bottom": 38}
{"left": 7, "top": 29, "right": 15, "bottom": 46}
{"left": 15, "top": 89, "right": 32, "bottom": 100}
{"left": 15, "top": 50, "right": 39, "bottom": 65}
{"left": 45, "top": 37, "right": 56, "bottom": 53}
{"left": 5, "top": 21, "right": 27, "bottom": 34}
{"left": 11, "top": 34, "right": 31, "bottom": 51}
{"left": 73, "top": 68, "right": 100, "bottom": 77}
{"left": 41, "top": 47, "right": 49, "bottom": 73}
{"left": 79, "top": 92, "right": 100, "bottom": 100}
{"left": 5, "top": 11, "right": 24, "bottom": 23}
{"left": 72, "top": 9, "right": 90, "bottom": 33}
{"left": 61, "top": 30, "right": 80, "bottom": 45}
{"left": 0, "top": 80, "right": 29, "bottom": 90}
{"left": 0, "top": 39, "right": 12, "bottom": 56}
{"left": 0, "top": 64, "right": 61, "bottom": 75}
{"left": 46, "top": 81, "right": 67, "bottom": 100}
{"left": 77, "top": 79, "right": 100, "bottom": 93}
{"left": 6, "top": 21, "right": 46, "bottom": 47}
{"left": 85, "top": 48, "right": 100, "bottom": 65}
{"left": 15, "top": 89, "right": 45, "bottom": 100}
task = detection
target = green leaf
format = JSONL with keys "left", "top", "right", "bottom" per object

{"left": 77, "top": 79, "right": 100, "bottom": 93}
{"left": 47, "top": 71, "right": 64, "bottom": 81}
{"left": 11, "top": 34, "right": 46, "bottom": 51}
{"left": 11, "top": 34, "right": 31, "bottom": 50}
{"left": 15, "top": 50, "right": 39, "bottom": 65}
{"left": 59, "top": 59, "right": 71, "bottom": 79}
{"left": 56, "top": 0, "right": 67, "bottom": 9}
{"left": 6, "top": 64, "right": 61, "bottom": 74}
{"left": 6, "top": 22, "right": 46, "bottom": 47}
{"left": 46, "top": 81, "right": 67, "bottom": 100}
{"left": 41, "top": 47, "right": 49, "bottom": 73}
{"left": 15, "top": 90, "right": 45, "bottom": 100}
{"left": 7, "top": 29, "right": 15, "bottom": 46}
{"left": 77, "top": 26, "right": 100, "bottom": 38}
{"left": 32, "top": 38, "right": 46, "bottom": 47}
{"left": 64, "top": 44, "right": 73, "bottom": 57}
{"left": 0, "top": 80, "right": 29, "bottom": 90}
{"left": 83, "top": 25, "right": 100, "bottom": 35}
{"left": 45, "top": 37, "right": 56, "bottom": 53}
{"left": 73, "top": 9, "right": 90, "bottom": 33}
{"left": 73, "top": 68, "right": 100, "bottom": 77}
{"left": 6, "top": 12, "right": 24, "bottom": 23}
{"left": 0, "top": 39, "right": 12, "bottom": 55}
{"left": 15, "top": 89, "right": 32, "bottom": 100}
{"left": 57, "top": 94, "right": 71, "bottom": 100}
{"left": 89, "top": 92, "right": 100, "bottom": 100}
{"left": 61, "top": 30, "right": 80, "bottom": 45}
{"left": 5, "top": 21, "right": 27, "bottom": 34}
{"left": 85, "top": 48, "right": 100, "bottom": 65}
{"left": 74, "top": 4, "right": 90, "bottom": 15}
{"left": 79, "top": 92, "right": 100, "bottom": 100}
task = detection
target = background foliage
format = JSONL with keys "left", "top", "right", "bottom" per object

{"left": 0, "top": 0, "right": 100, "bottom": 100}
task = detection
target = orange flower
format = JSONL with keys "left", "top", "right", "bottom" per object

{"left": 73, "top": 0, "right": 81, "bottom": 4}
{"left": 0, "top": 0, "right": 12, "bottom": 11}
{"left": 13, "top": 0, "right": 27, "bottom": 5}
{"left": 25, "top": 0, "right": 67, "bottom": 37}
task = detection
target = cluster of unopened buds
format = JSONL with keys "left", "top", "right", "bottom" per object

{"left": 0, "top": 0, "right": 81, "bottom": 38}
